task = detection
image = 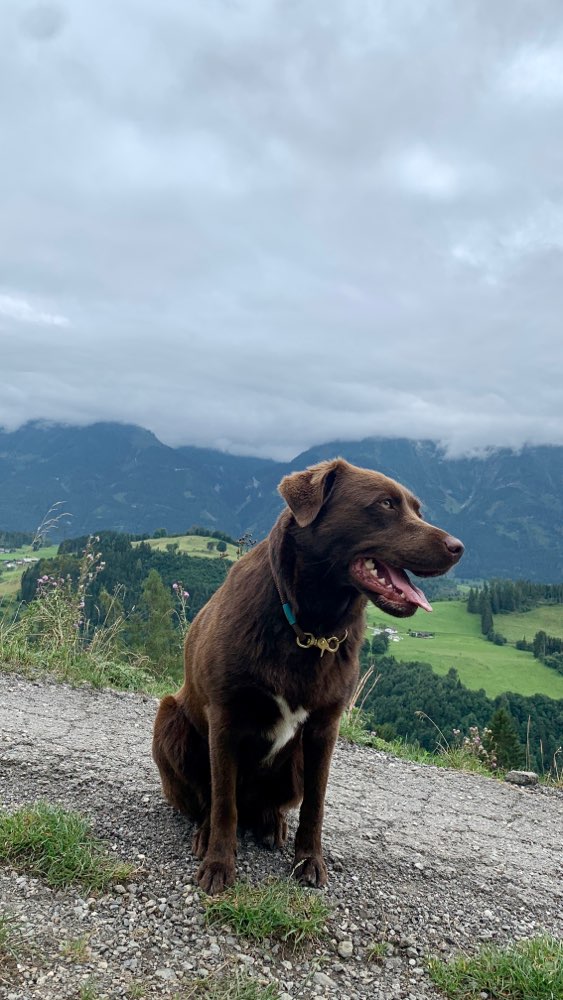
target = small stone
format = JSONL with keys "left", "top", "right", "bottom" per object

{"left": 313, "top": 971, "right": 337, "bottom": 988}
{"left": 338, "top": 940, "right": 354, "bottom": 959}
{"left": 155, "top": 968, "right": 176, "bottom": 981}
{"left": 504, "top": 770, "right": 538, "bottom": 786}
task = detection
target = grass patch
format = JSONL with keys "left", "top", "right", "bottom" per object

{"left": 61, "top": 934, "right": 91, "bottom": 962}
{"left": 339, "top": 709, "right": 495, "bottom": 777}
{"left": 184, "top": 969, "right": 279, "bottom": 999}
{"left": 0, "top": 803, "right": 134, "bottom": 891}
{"left": 0, "top": 649, "right": 177, "bottom": 698}
{"left": 427, "top": 935, "right": 563, "bottom": 1000}
{"left": 367, "top": 940, "right": 388, "bottom": 964}
{"left": 203, "top": 878, "right": 329, "bottom": 948}
{"left": 78, "top": 981, "right": 99, "bottom": 1000}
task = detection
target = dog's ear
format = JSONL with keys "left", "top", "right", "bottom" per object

{"left": 278, "top": 459, "right": 346, "bottom": 527}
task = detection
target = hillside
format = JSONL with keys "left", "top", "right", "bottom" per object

{"left": 1, "top": 421, "right": 563, "bottom": 579}
{"left": 1, "top": 673, "right": 562, "bottom": 999}
{"left": 368, "top": 600, "right": 563, "bottom": 700}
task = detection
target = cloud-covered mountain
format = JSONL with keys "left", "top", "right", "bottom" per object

{"left": 1, "top": 421, "right": 562, "bottom": 582}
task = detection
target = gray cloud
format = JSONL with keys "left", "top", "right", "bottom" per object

{"left": 1, "top": 0, "right": 562, "bottom": 459}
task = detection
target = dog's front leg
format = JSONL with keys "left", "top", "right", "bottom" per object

{"left": 292, "top": 709, "right": 340, "bottom": 887}
{"left": 196, "top": 707, "right": 238, "bottom": 895}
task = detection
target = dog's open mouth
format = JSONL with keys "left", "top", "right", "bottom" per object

{"left": 350, "top": 556, "right": 432, "bottom": 613}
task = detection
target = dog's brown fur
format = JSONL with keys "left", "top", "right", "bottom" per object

{"left": 153, "top": 459, "right": 463, "bottom": 894}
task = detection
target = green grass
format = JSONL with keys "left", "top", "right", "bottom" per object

{"left": 78, "top": 981, "right": 99, "bottom": 1000}
{"left": 495, "top": 605, "right": 563, "bottom": 643}
{"left": 0, "top": 803, "right": 134, "bottom": 891}
{"left": 0, "top": 914, "right": 21, "bottom": 978}
{"left": 184, "top": 970, "right": 279, "bottom": 1000}
{"left": 134, "top": 534, "right": 238, "bottom": 561}
{"left": 367, "top": 601, "right": 563, "bottom": 699}
{"left": 427, "top": 935, "right": 563, "bottom": 1000}
{"left": 60, "top": 934, "right": 91, "bottom": 962}
{"left": 366, "top": 940, "right": 388, "bottom": 964}
{"left": 339, "top": 708, "right": 494, "bottom": 776}
{"left": 203, "top": 879, "right": 330, "bottom": 948}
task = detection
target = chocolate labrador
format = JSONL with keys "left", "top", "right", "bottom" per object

{"left": 152, "top": 459, "right": 463, "bottom": 894}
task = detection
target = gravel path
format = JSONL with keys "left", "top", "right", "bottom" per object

{"left": 1, "top": 673, "right": 562, "bottom": 1000}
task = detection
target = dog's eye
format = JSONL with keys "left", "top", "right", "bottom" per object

{"left": 380, "top": 499, "right": 394, "bottom": 509}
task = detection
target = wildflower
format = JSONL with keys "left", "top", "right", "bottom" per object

{"left": 172, "top": 583, "right": 179, "bottom": 591}
{"left": 183, "top": 591, "right": 189, "bottom": 599}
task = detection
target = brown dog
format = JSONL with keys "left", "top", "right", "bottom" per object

{"left": 152, "top": 459, "right": 463, "bottom": 894}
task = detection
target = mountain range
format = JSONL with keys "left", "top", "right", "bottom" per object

{"left": 1, "top": 421, "right": 562, "bottom": 581}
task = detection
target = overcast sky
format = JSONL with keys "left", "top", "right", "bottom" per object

{"left": 1, "top": 1, "right": 563, "bottom": 460}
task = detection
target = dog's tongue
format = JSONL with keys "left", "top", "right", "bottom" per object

{"left": 386, "top": 565, "right": 433, "bottom": 612}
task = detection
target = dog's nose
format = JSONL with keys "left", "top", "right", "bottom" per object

{"left": 444, "top": 535, "right": 464, "bottom": 557}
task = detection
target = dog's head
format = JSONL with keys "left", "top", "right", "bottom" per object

{"left": 278, "top": 458, "right": 464, "bottom": 619}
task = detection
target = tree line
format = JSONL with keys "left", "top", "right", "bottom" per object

{"left": 0, "top": 529, "right": 34, "bottom": 549}
{"left": 467, "top": 579, "right": 563, "bottom": 616}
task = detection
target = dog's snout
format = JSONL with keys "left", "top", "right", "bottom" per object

{"left": 443, "top": 534, "right": 464, "bottom": 558}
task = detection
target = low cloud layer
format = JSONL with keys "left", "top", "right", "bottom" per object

{"left": 1, "top": 1, "right": 562, "bottom": 459}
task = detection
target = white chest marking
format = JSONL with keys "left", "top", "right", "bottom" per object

{"left": 263, "top": 696, "right": 308, "bottom": 765}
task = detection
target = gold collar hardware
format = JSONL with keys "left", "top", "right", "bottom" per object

{"left": 295, "top": 630, "right": 348, "bottom": 657}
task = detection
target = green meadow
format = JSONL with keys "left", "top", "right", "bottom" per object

{"left": 366, "top": 600, "right": 563, "bottom": 700}
{"left": 133, "top": 534, "right": 238, "bottom": 561}
{"left": 0, "top": 544, "right": 58, "bottom": 598}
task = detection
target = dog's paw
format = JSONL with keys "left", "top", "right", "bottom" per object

{"left": 197, "top": 857, "right": 236, "bottom": 896}
{"left": 192, "top": 819, "right": 210, "bottom": 860}
{"left": 292, "top": 854, "right": 328, "bottom": 887}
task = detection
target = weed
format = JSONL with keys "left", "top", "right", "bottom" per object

{"left": 184, "top": 968, "right": 279, "bottom": 999}
{"left": 427, "top": 935, "right": 563, "bottom": 1000}
{"left": 128, "top": 984, "right": 147, "bottom": 999}
{"left": 171, "top": 580, "right": 191, "bottom": 633}
{"left": 0, "top": 913, "right": 21, "bottom": 978}
{"left": 339, "top": 665, "right": 380, "bottom": 744}
{"left": 78, "top": 980, "right": 99, "bottom": 1000}
{"left": 0, "top": 802, "right": 134, "bottom": 891}
{"left": 339, "top": 707, "right": 380, "bottom": 747}
{"left": 416, "top": 712, "right": 497, "bottom": 776}
{"left": 203, "top": 878, "right": 329, "bottom": 948}
{"left": 31, "top": 501, "right": 72, "bottom": 551}
{"left": 61, "top": 934, "right": 90, "bottom": 962}
{"left": 366, "top": 940, "right": 388, "bottom": 964}
{"left": 339, "top": 708, "right": 502, "bottom": 776}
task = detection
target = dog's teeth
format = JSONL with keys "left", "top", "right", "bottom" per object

{"left": 364, "top": 558, "right": 375, "bottom": 570}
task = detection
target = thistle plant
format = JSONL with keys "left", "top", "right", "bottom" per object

{"left": 28, "top": 536, "right": 106, "bottom": 657}
{"left": 171, "top": 581, "right": 190, "bottom": 632}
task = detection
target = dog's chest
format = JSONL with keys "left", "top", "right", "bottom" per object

{"left": 262, "top": 695, "right": 308, "bottom": 765}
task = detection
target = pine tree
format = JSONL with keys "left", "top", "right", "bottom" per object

{"left": 467, "top": 587, "right": 478, "bottom": 613}
{"left": 479, "top": 591, "right": 494, "bottom": 637}
{"left": 485, "top": 707, "right": 524, "bottom": 770}
{"left": 533, "top": 630, "right": 547, "bottom": 660}
{"left": 134, "top": 569, "right": 179, "bottom": 676}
